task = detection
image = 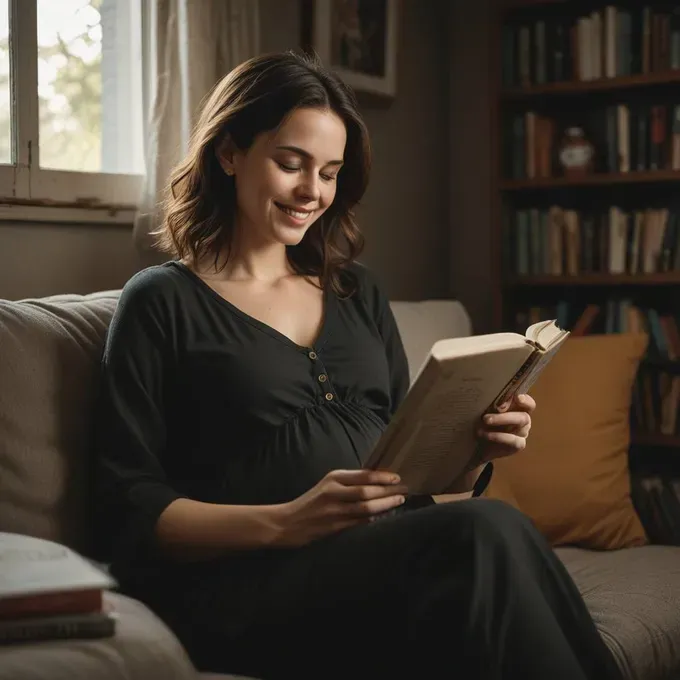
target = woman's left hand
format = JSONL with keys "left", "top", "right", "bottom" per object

{"left": 434, "top": 393, "right": 537, "bottom": 498}
{"left": 476, "top": 393, "right": 536, "bottom": 463}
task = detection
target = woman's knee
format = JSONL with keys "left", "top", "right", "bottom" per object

{"left": 423, "top": 497, "right": 537, "bottom": 546}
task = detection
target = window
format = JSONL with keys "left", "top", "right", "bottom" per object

{"left": 0, "top": 0, "right": 145, "bottom": 211}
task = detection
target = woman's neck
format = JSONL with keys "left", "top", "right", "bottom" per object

{"left": 192, "top": 242, "right": 292, "bottom": 284}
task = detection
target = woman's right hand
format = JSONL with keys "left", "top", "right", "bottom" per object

{"left": 274, "top": 469, "right": 408, "bottom": 547}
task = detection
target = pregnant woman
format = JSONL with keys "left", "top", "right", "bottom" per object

{"left": 92, "top": 50, "right": 622, "bottom": 680}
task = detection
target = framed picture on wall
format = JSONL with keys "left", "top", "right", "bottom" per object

{"left": 307, "top": 0, "right": 399, "bottom": 100}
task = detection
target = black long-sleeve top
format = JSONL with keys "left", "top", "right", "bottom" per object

{"left": 92, "top": 260, "right": 411, "bottom": 589}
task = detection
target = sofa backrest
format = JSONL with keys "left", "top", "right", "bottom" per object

{"left": 0, "top": 292, "right": 120, "bottom": 554}
{"left": 390, "top": 300, "right": 473, "bottom": 381}
{"left": 0, "top": 290, "right": 472, "bottom": 554}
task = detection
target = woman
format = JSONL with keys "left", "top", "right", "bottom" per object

{"left": 93, "top": 51, "right": 621, "bottom": 680}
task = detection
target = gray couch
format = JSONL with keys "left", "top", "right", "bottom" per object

{"left": 0, "top": 290, "right": 679, "bottom": 680}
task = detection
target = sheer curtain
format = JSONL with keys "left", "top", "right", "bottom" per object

{"left": 133, "top": 0, "right": 260, "bottom": 262}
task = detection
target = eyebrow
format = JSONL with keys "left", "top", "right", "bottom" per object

{"left": 275, "top": 145, "right": 344, "bottom": 166}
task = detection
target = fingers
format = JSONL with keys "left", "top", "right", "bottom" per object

{"left": 331, "top": 482, "right": 408, "bottom": 502}
{"left": 498, "top": 393, "right": 536, "bottom": 413}
{"left": 327, "top": 468, "right": 402, "bottom": 487}
{"left": 344, "top": 493, "right": 406, "bottom": 518}
{"left": 478, "top": 430, "right": 526, "bottom": 454}
{"left": 483, "top": 410, "right": 531, "bottom": 430}
{"left": 323, "top": 470, "right": 408, "bottom": 518}
{"left": 516, "top": 393, "right": 536, "bottom": 412}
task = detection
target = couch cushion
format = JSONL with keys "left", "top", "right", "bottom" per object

{"left": 0, "top": 591, "right": 198, "bottom": 680}
{"left": 486, "top": 333, "right": 648, "bottom": 550}
{"left": 557, "top": 545, "right": 680, "bottom": 680}
{"left": 0, "top": 291, "right": 121, "bottom": 555}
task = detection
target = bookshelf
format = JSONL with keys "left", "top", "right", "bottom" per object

{"left": 494, "top": 0, "right": 680, "bottom": 540}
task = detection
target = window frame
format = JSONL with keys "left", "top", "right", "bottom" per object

{"left": 1, "top": 0, "right": 145, "bottom": 220}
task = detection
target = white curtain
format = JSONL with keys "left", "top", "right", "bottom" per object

{"left": 133, "top": 0, "right": 261, "bottom": 261}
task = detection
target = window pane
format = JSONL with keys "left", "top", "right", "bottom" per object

{"left": 37, "top": 0, "right": 144, "bottom": 174}
{"left": 0, "top": 0, "right": 11, "bottom": 164}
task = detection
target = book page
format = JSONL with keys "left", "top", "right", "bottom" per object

{"left": 526, "top": 319, "right": 568, "bottom": 350}
{"left": 365, "top": 344, "right": 534, "bottom": 494}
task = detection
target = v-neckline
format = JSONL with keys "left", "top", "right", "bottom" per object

{"left": 170, "top": 261, "right": 334, "bottom": 352}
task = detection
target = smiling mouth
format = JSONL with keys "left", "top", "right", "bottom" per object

{"left": 275, "top": 202, "right": 314, "bottom": 220}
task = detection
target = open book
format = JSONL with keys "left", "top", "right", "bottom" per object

{"left": 364, "top": 319, "right": 569, "bottom": 495}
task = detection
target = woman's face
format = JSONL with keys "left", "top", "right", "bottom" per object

{"left": 225, "top": 106, "right": 347, "bottom": 249}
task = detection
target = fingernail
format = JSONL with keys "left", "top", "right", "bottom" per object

{"left": 398, "top": 496, "right": 406, "bottom": 504}
{"left": 391, "top": 475, "right": 400, "bottom": 483}
{"left": 485, "top": 415, "right": 494, "bottom": 425}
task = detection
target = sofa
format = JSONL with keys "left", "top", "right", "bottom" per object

{"left": 0, "top": 289, "right": 679, "bottom": 680}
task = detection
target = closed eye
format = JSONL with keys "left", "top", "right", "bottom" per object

{"left": 277, "top": 162, "right": 300, "bottom": 173}
{"left": 277, "top": 161, "right": 337, "bottom": 183}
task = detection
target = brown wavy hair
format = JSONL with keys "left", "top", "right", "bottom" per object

{"left": 152, "top": 51, "right": 371, "bottom": 296}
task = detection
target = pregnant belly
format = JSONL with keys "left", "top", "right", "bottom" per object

{"left": 218, "top": 402, "right": 387, "bottom": 505}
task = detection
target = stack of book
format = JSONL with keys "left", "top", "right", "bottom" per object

{"left": 0, "top": 532, "right": 116, "bottom": 645}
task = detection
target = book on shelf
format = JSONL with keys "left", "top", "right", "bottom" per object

{"left": 514, "top": 300, "right": 680, "bottom": 437}
{"left": 0, "top": 532, "right": 117, "bottom": 644}
{"left": 504, "top": 103, "right": 680, "bottom": 182}
{"left": 364, "top": 320, "right": 569, "bottom": 494}
{"left": 502, "top": 5, "right": 680, "bottom": 89}
{"left": 507, "top": 204, "right": 680, "bottom": 277}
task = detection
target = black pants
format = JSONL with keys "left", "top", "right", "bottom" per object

{"left": 156, "top": 498, "right": 622, "bottom": 680}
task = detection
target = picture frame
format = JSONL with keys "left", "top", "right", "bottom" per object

{"left": 304, "top": 0, "right": 399, "bottom": 100}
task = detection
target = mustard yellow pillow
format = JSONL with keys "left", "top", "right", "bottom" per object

{"left": 485, "top": 333, "right": 648, "bottom": 550}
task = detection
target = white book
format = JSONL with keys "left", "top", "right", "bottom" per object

{"left": 0, "top": 533, "right": 115, "bottom": 600}
{"left": 364, "top": 320, "right": 570, "bottom": 495}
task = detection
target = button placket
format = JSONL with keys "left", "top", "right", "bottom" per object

{"left": 308, "top": 349, "right": 335, "bottom": 403}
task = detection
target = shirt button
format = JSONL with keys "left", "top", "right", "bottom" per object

{"left": 308, "top": 351, "right": 318, "bottom": 360}
{"left": 325, "top": 393, "right": 334, "bottom": 401}
{"left": 318, "top": 374, "right": 328, "bottom": 383}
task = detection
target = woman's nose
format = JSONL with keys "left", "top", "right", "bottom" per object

{"left": 295, "top": 174, "right": 321, "bottom": 202}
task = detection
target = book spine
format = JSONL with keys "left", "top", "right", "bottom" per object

{"left": 0, "top": 614, "right": 115, "bottom": 645}
{"left": 0, "top": 589, "right": 102, "bottom": 620}
{"left": 492, "top": 350, "right": 541, "bottom": 411}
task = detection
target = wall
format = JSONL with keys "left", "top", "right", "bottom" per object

{"left": 448, "top": 0, "right": 496, "bottom": 334}
{"left": 0, "top": 0, "right": 451, "bottom": 303}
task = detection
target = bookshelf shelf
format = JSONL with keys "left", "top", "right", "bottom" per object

{"left": 501, "top": 0, "right": 567, "bottom": 9}
{"left": 632, "top": 433, "right": 680, "bottom": 449}
{"left": 501, "top": 171, "right": 680, "bottom": 191}
{"left": 501, "top": 71, "right": 680, "bottom": 99}
{"left": 496, "top": 2, "right": 680, "bottom": 482}
{"left": 507, "top": 273, "right": 680, "bottom": 287}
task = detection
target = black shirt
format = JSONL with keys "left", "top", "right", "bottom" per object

{"left": 92, "top": 260, "right": 410, "bottom": 582}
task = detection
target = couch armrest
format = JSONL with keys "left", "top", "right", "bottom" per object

{"left": 0, "top": 592, "right": 198, "bottom": 680}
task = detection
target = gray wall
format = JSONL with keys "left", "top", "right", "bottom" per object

{"left": 0, "top": 222, "right": 141, "bottom": 300}
{"left": 0, "top": 0, "right": 455, "bottom": 306}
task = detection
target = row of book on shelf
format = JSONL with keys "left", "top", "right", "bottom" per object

{"left": 514, "top": 300, "right": 679, "bottom": 436}
{"left": 507, "top": 205, "right": 680, "bottom": 276}
{"left": 502, "top": 5, "right": 680, "bottom": 88}
{"left": 633, "top": 475, "right": 680, "bottom": 546}
{"left": 504, "top": 102, "right": 680, "bottom": 180}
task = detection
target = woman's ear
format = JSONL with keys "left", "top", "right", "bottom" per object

{"left": 216, "top": 134, "right": 236, "bottom": 176}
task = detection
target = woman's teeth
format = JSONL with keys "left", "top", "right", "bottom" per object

{"left": 279, "top": 205, "right": 310, "bottom": 219}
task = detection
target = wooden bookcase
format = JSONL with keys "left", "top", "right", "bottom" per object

{"left": 492, "top": 0, "right": 680, "bottom": 518}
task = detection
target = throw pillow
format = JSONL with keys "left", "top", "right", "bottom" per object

{"left": 484, "top": 332, "right": 648, "bottom": 550}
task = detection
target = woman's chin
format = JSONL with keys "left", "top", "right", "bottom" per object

{"left": 273, "top": 223, "right": 312, "bottom": 247}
